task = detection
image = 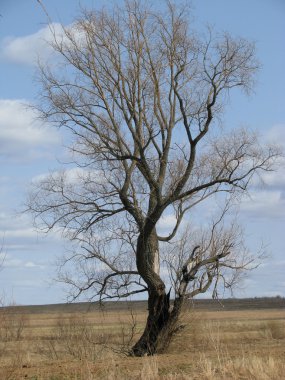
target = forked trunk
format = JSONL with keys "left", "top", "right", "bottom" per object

{"left": 131, "top": 291, "right": 186, "bottom": 356}
{"left": 131, "top": 230, "right": 185, "bottom": 356}
{"left": 131, "top": 289, "right": 170, "bottom": 356}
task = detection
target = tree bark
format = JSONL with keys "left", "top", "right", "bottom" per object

{"left": 131, "top": 230, "right": 183, "bottom": 356}
{"left": 131, "top": 292, "right": 186, "bottom": 356}
{"left": 131, "top": 289, "right": 171, "bottom": 356}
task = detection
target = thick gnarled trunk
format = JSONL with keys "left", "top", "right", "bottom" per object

{"left": 131, "top": 230, "right": 185, "bottom": 356}
{"left": 131, "top": 289, "right": 171, "bottom": 356}
{"left": 131, "top": 291, "right": 186, "bottom": 356}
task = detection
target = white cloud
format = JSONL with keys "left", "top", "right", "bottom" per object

{"left": 263, "top": 124, "right": 285, "bottom": 146}
{"left": 0, "top": 23, "right": 64, "bottom": 66}
{"left": 254, "top": 123, "right": 285, "bottom": 189}
{"left": 0, "top": 22, "right": 85, "bottom": 67}
{"left": 0, "top": 211, "right": 62, "bottom": 250}
{"left": 240, "top": 190, "right": 285, "bottom": 219}
{"left": 34, "top": 167, "right": 84, "bottom": 183}
{"left": 0, "top": 99, "right": 59, "bottom": 160}
{"left": 258, "top": 158, "right": 285, "bottom": 189}
{"left": 4, "top": 228, "right": 39, "bottom": 239}
{"left": 0, "top": 252, "right": 44, "bottom": 270}
{"left": 0, "top": 212, "right": 29, "bottom": 233}
{"left": 25, "top": 261, "right": 39, "bottom": 268}
{"left": 157, "top": 214, "right": 177, "bottom": 231}
{"left": 237, "top": 124, "right": 285, "bottom": 219}
{"left": 33, "top": 167, "right": 104, "bottom": 187}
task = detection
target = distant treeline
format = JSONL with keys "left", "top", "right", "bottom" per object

{"left": 1, "top": 296, "right": 284, "bottom": 315}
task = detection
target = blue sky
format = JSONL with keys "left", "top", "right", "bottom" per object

{"left": 0, "top": 0, "right": 284, "bottom": 305}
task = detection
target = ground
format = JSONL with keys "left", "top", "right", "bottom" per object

{"left": 0, "top": 298, "right": 284, "bottom": 379}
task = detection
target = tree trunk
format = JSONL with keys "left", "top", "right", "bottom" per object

{"left": 131, "top": 291, "right": 186, "bottom": 356}
{"left": 131, "top": 230, "right": 185, "bottom": 356}
{"left": 131, "top": 289, "right": 170, "bottom": 356}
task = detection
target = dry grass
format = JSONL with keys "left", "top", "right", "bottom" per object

{"left": 0, "top": 304, "right": 284, "bottom": 379}
{"left": 196, "top": 319, "right": 285, "bottom": 379}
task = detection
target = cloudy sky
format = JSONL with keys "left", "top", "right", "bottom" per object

{"left": 0, "top": 0, "right": 284, "bottom": 305}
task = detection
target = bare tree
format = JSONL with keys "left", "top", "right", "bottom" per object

{"left": 27, "top": 1, "right": 281, "bottom": 356}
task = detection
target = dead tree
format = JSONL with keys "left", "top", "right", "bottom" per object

{"left": 27, "top": 1, "right": 281, "bottom": 356}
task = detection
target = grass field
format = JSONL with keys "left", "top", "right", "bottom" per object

{"left": 0, "top": 299, "right": 284, "bottom": 379}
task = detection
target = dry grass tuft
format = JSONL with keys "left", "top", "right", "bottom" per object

{"left": 36, "top": 314, "right": 108, "bottom": 362}
{"left": 196, "top": 318, "right": 285, "bottom": 379}
{"left": 199, "top": 352, "right": 285, "bottom": 380}
{"left": 263, "top": 320, "right": 285, "bottom": 340}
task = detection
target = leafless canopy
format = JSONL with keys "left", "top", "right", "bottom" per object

{"left": 28, "top": 1, "right": 280, "bottom": 350}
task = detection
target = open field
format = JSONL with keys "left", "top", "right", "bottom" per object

{"left": 0, "top": 298, "right": 284, "bottom": 379}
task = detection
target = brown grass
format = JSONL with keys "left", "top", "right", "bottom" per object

{"left": 0, "top": 304, "right": 284, "bottom": 379}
